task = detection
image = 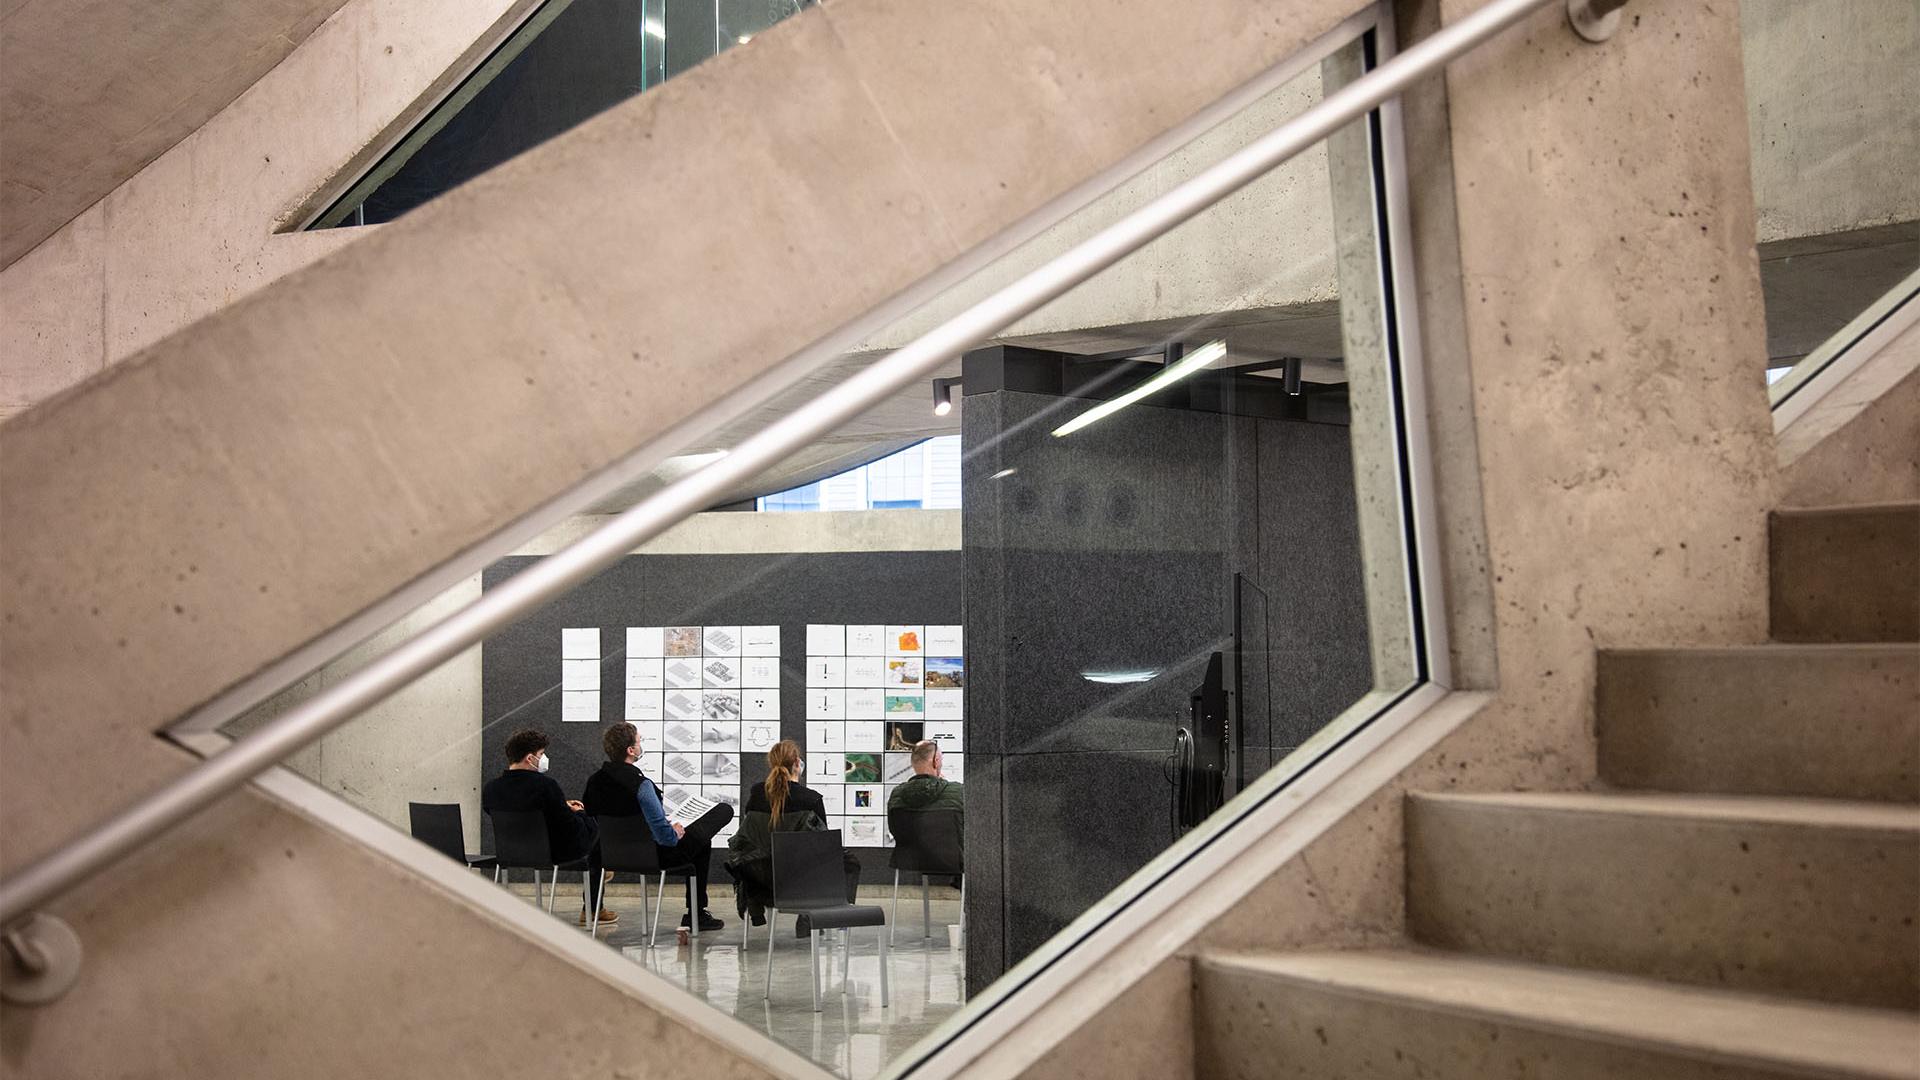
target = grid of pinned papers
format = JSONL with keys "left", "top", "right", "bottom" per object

{"left": 804, "top": 623, "right": 964, "bottom": 847}
{"left": 621, "top": 625, "right": 780, "bottom": 841}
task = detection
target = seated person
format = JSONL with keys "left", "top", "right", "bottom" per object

{"left": 887, "top": 738, "right": 964, "bottom": 814}
{"left": 583, "top": 722, "right": 731, "bottom": 931}
{"left": 728, "top": 740, "right": 859, "bottom": 924}
{"left": 482, "top": 728, "right": 608, "bottom": 926}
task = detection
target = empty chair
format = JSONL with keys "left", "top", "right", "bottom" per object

{"left": 765, "top": 830, "right": 889, "bottom": 1013}
{"left": 486, "top": 809, "right": 592, "bottom": 921}
{"left": 887, "top": 807, "right": 963, "bottom": 943}
{"left": 408, "top": 802, "right": 496, "bottom": 872}
{"left": 592, "top": 814, "right": 702, "bottom": 945}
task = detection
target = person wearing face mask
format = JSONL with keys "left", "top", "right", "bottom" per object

{"left": 482, "top": 728, "right": 609, "bottom": 926}
{"left": 582, "top": 722, "right": 732, "bottom": 931}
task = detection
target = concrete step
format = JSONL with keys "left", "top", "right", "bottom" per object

{"left": 1405, "top": 791, "right": 1920, "bottom": 1010}
{"left": 1597, "top": 644, "right": 1920, "bottom": 802}
{"left": 1194, "top": 949, "right": 1920, "bottom": 1080}
{"left": 1771, "top": 503, "right": 1920, "bottom": 643}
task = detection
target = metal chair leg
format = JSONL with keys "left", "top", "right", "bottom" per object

{"left": 687, "top": 878, "right": 699, "bottom": 940}
{"left": 809, "top": 929, "right": 821, "bottom": 1013}
{"left": 891, "top": 869, "right": 900, "bottom": 944}
{"left": 650, "top": 872, "right": 664, "bottom": 948}
{"left": 546, "top": 866, "right": 560, "bottom": 914}
{"left": 841, "top": 929, "right": 851, "bottom": 998}
{"left": 586, "top": 871, "right": 599, "bottom": 939}
{"left": 764, "top": 908, "right": 778, "bottom": 1001}
{"left": 922, "top": 874, "right": 931, "bottom": 940}
{"left": 531, "top": 869, "right": 542, "bottom": 909}
{"left": 878, "top": 925, "right": 890, "bottom": 1008}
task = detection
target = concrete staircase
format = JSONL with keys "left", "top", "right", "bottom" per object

{"left": 1193, "top": 502, "right": 1920, "bottom": 1079}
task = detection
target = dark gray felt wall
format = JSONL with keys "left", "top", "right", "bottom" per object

{"left": 480, "top": 550, "right": 962, "bottom": 883}
{"left": 961, "top": 389, "right": 1372, "bottom": 993}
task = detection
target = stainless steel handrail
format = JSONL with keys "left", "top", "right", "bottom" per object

{"left": 0, "top": 0, "right": 1558, "bottom": 930}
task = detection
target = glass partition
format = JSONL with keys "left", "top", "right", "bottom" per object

{"left": 1741, "top": 0, "right": 1919, "bottom": 403}
{"left": 310, "top": 0, "right": 815, "bottom": 228}
{"left": 217, "top": 13, "right": 1427, "bottom": 1078}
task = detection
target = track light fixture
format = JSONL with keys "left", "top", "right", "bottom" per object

{"left": 932, "top": 377, "right": 960, "bottom": 417}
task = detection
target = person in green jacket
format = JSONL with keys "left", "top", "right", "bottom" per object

{"left": 888, "top": 739, "right": 963, "bottom": 814}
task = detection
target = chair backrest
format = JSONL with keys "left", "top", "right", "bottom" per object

{"left": 770, "top": 829, "right": 848, "bottom": 910}
{"left": 409, "top": 802, "right": 469, "bottom": 865}
{"left": 888, "top": 807, "right": 964, "bottom": 874}
{"left": 487, "top": 810, "right": 554, "bottom": 870}
{"left": 593, "top": 815, "right": 666, "bottom": 874}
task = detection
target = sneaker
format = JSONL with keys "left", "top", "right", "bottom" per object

{"left": 578, "top": 908, "right": 619, "bottom": 926}
{"left": 680, "top": 909, "right": 725, "bottom": 932}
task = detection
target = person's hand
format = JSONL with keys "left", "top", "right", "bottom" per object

{"left": 672, "top": 822, "right": 687, "bottom": 839}
{"left": 566, "top": 799, "right": 585, "bottom": 812}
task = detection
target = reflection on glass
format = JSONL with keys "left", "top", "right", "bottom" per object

{"left": 317, "top": 0, "right": 815, "bottom": 227}
{"left": 228, "top": 22, "right": 1425, "bottom": 1080}
{"left": 1741, "top": 0, "right": 1919, "bottom": 403}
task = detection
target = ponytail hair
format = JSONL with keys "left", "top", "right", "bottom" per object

{"left": 766, "top": 739, "right": 802, "bottom": 825}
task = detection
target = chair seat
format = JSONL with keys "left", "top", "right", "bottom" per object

{"left": 798, "top": 904, "right": 886, "bottom": 931}
{"left": 465, "top": 854, "right": 498, "bottom": 869}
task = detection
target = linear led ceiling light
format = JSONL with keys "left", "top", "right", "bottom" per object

{"left": 1050, "top": 339, "right": 1226, "bottom": 438}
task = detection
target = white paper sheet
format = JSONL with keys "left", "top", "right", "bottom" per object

{"left": 925, "top": 720, "right": 965, "bottom": 749}
{"left": 624, "top": 691, "right": 664, "bottom": 721}
{"left": 740, "top": 656, "right": 780, "bottom": 688}
{"left": 806, "top": 655, "right": 845, "bottom": 688}
{"left": 562, "top": 658, "right": 601, "bottom": 691}
{"left": 561, "top": 690, "right": 600, "bottom": 721}
{"left": 702, "top": 626, "right": 742, "bottom": 657}
{"left": 562, "top": 627, "right": 600, "bottom": 660}
{"left": 884, "top": 626, "right": 925, "bottom": 656}
{"left": 626, "top": 626, "right": 665, "bottom": 659}
{"left": 741, "top": 690, "right": 779, "bottom": 720}
{"left": 925, "top": 625, "right": 964, "bottom": 655}
{"left": 805, "top": 688, "right": 845, "bottom": 720}
{"left": 805, "top": 623, "right": 845, "bottom": 656}
{"left": 741, "top": 625, "right": 781, "bottom": 656}
{"left": 846, "top": 625, "right": 884, "bottom": 656}
{"left": 626, "top": 657, "right": 664, "bottom": 690}
{"left": 845, "top": 721, "right": 885, "bottom": 751}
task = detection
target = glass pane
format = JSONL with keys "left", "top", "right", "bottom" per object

{"left": 319, "top": 0, "right": 815, "bottom": 227}
{"left": 1742, "top": 0, "right": 1920, "bottom": 403}
{"left": 220, "top": 24, "right": 1418, "bottom": 1079}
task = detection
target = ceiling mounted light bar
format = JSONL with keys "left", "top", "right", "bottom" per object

{"left": 1050, "top": 340, "right": 1226, "bottom": 437}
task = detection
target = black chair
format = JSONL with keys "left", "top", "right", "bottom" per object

{"left": 409, "top": 802, "right": 496, "bottom": 872}
{"left": 593, "top": 815, "right": 701, "bottom": 945}
{"left": 766, "top": 830, "right": 889, "bottom": 1012}
{"left": 887, "top": 807, "right": 964, "bottom": 944}
{"left": 486, "top": 810, "right": 593, "bottom": 922}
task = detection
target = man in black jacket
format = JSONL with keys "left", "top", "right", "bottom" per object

{"left": 482, "top": 728, "right": 614, "bottom": 927}
{"left": 582, "top": 722, "right": 732, "bottom": 931}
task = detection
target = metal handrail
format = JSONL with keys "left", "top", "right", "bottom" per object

{"left": 0, "top": 0, "right": 1558, "bottom": 931}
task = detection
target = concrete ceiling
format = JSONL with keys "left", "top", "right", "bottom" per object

{"left": 0, "top": 0, "right": 350, "bottom": 269}
{"left": 596, "top": 302, "right": 1350, "bottom": 513}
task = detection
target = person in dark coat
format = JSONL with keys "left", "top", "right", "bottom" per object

{"left": 482, "top": 728, "right": 609, "bottom": 925}
{"left": 583, "top": 722, "right": 731, "bottom": 931}
{"left": 727, "top": 739, "right": 859, "bottom": 924}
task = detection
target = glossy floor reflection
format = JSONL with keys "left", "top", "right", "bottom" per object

{"left": 523, "top": 882, "right": 966, "bottom": 1079}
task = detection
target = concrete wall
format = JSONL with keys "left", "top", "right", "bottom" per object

{"left": 0, "top": 0, "right": 533, "bottom": 422}
{"left": 1741, "top": 0, "right": 1919, "bottom": 245}
{"left": 1002, "top": 1, "right": 1780, "bottom": 1074}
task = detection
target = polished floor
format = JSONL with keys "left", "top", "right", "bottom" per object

{"left": 512, "top": 880, "right": 966, "bottom": 1079}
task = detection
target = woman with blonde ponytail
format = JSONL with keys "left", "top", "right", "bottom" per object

{"left": 727, "top": 738, "right": 862, "bottom": 923}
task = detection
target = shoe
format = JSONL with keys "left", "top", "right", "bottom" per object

{"left": 680, "top": 909, "right": 725, "bottom": 932}
{"left": 751, "top": 910, "right": 767, "bottom": 927}
{"left": 578, "top": 908, "right": 619, "bottom": 926}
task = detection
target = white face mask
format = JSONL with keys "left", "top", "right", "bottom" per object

{"left": 794, "top": 760, "right": 804, "bottom": 777}
{"left": 536, "top": 752, "right": 550, "bottom": 773}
